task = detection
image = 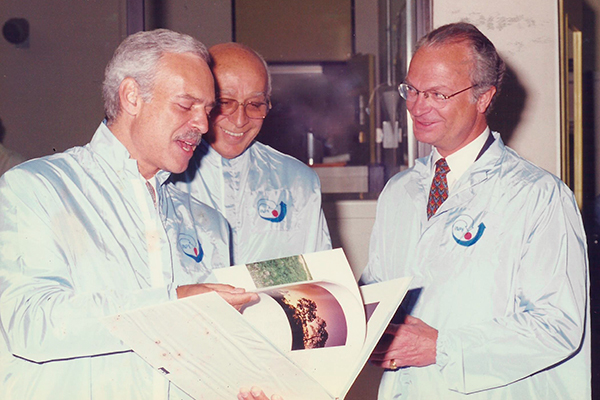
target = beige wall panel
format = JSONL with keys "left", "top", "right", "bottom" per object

{"left": 433, "top": 0, "right": 561, "bottom": 176}
{"left": 146, "top": 0, "right": 232, "bottom": 47}
{"left": 234, "top": 0, "right": 353, "bottom": 62}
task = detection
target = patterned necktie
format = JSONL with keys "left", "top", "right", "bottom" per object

{"left": 427, "top": 158, "right": 450, "bottom": 219}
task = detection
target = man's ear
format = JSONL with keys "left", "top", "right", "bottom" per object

{"left": 476, "top": 86, "right": 497, "bottom": 114}
{"left": 119, "top": 77, "right": 142, "bottom": 116}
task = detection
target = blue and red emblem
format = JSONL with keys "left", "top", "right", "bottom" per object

{"left": 452, "top": 215, "right": 485, "bottom": 247}
{"left": 257, "top": 199, "right": 287, "bottom": 223}
{"left": 178, "top": 234, "right": 204, "bottom": 263}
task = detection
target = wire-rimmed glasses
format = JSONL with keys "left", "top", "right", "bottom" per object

{"left": 212, "top": 98, "right": 272, "bottom": 119}
{"left": 398, "top": 83, "right": 477, "bottom": 109}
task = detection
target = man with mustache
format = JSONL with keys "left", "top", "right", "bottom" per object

{"left": 362, "top": 22, "right": 590, "bottom": 399}
{"left": 0, "top": 29, "right": 259, "bottom": 399}
{"left": 175, "top": 42, "right": 331, "bottom": 265}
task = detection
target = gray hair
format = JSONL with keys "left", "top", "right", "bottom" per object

{"left": 415, "top": 22, "right": 506, "bottom": 110}
{"left": 102, "top": 29, "right": 211, "bottom": 122}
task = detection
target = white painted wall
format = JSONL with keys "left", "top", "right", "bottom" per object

{"left": 323, "top": 199, "right": 377, "bottom": 277}
{"left": 0, "top": 0, "right": 126, "bottom": 159}
{"left": 433, "top": 1, "right": 562, "bottom": 176}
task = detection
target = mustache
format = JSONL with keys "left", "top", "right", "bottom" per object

{"left": 176, "top": 130, "right": 203, "bottom": 146}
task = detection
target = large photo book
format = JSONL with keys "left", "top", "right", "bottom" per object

{"left": 102, "top": 248, "right": 412, "bottom": 399}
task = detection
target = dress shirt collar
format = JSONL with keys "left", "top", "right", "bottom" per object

{"left": 431, "top": 126, "right": 491, "bottom": 191}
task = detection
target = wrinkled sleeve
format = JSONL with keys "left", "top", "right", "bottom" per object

{"left": 0, "top": 169, "right": 173, "bottom": 363}
{"left": 438, "top": 183, "right": 588, "bottom": 393}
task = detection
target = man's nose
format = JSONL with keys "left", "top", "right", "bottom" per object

{"left": 407, "top": 92, "right": 432, "bottom": 116}
{"left": 230, "top": 103, "right": 250, "bottom": 126}
{"left": 190, "top": 108, "right": 210, "bottom": 133}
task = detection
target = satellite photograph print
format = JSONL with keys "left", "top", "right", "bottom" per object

{"left": 246, "top": 255, "right": 313, "bottom": 287}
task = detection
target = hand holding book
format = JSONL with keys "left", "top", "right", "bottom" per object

{"left": 102, "top": 249, "right": 412, "bottom": 400}
{"left": 175, "top": 282, "right": 258, "bottom": 311}
{"left": 238, "top": 386, "right": 283, "bottom": 400}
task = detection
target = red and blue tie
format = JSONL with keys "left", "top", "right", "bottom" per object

{"left": 427, "top": 158, "right": 450, "bottom": 219}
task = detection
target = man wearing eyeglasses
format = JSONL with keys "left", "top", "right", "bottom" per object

{"left": 361, "top": 23, "right": 590, "bottom": 399}
{"left": 174, "top": 43, "right": 331, "bottom": 265}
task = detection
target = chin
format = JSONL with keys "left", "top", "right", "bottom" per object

{"left": 221, "top": 149, "right": 243, "bottom": 159}
{"left": 413, "top": 133, "right": 438, "bottom": 147}
{"left": 169, "top": 160, "right": 191, "bottom": 174}
{"left": 211, "top": 141, "right": 244, "bottom": 159}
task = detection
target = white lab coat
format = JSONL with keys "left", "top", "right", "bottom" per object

{"left": 0, "top": 123, "right": 230, "bottom": 399}
{"left": 174, "top": 140, "right": 331, "bottom": 265}
{"left": 361, "top": 132, "right": 590, "bottom": 399}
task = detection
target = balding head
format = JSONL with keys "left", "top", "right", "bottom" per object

{"left": 206, "top": 43, "right": 271, "bottom": 159}
{"left": 209, "top": 43, "right": 271, "bottom": 98}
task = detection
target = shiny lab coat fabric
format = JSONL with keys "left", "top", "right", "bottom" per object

{"left": 361, "top": 132, "right": 590, "bottom": 399}
{"left": 174, "top": 140, "right": 331, "bottom": 265}
{"left": 0, "top": 123, "right": 230, "bottom": 400}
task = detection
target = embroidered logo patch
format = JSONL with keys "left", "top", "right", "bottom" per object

{"left": 178, "top": 234, "right": 204, "bottom": 263}
{"left": 452, "top": 215, "right": 485, "bottom": 247}
{"left": 257, "top": 199, "right": 287, "bottom": 222}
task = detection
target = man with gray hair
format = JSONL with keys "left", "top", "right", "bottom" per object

{"left": 362, "top": 22, "right": 590, "bottom": 398}
{"left": 0, "top": 29, "right": 258, "bottom": 399}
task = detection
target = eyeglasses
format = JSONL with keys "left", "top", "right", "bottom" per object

{"left": 212, "top": 98, "right": 272, "bottom": 119}
{"left": 398, "top": 83, "right": 478, "bottom": 109}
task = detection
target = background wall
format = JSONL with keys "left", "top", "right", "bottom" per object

{"left": 145, "top": 0, "right": 231, "bottom": 46}
{"left": 0, "top": 0, "right": 126, "bottom": 159}
{"left": 0, "top": 0, "right": 378, "bottom": 162}
{"left": 434, "top": 0, "right": 562, "bottom": 176}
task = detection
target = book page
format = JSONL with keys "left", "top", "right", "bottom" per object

{"left": 210, "top": 249, "right": 368, "bottom": 395}
{"left": 102, "top": 249, "right": 412, "bottom": 399}
{"left": 338, "top": 277, "right": 413, "bottom": 397}
{"left": 102, "top": 292, "right": 334, "bottom": 400}
{"left": 210, "top": 249, "right": 361, "bottom": 305}
{"left": 242, "top": 282, "right": 364, "bottom": 352}
{"left": 295, "top": 277, "right": 412, "bottom": 398}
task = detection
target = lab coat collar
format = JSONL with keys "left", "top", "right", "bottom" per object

{"left": 197, "top": 139, "right": 255, "bottom": 170}
{"left": 89, "top": 122, "right": 171, "bottom": 186}
{"left": 405, "top": 131, "right": 505, "bottom": 219}
{"left": 197, "top": 139, "right": 221, "bottom": 168}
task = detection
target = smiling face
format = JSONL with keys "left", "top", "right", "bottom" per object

{"left": 129, "top": 52, "right": 215, "bottom": 179}
{"left": 206, "top": 44, "right": 269, "bottom": 159}
{"left": 405, "top": 42, "right": 494, "bottom": 157}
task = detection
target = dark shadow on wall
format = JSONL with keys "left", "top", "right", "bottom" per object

{"left": 582, "top": 0, "right": 598, "bottom": 229}
{"left": 486, "top": 63, "right": 527, "bottom": 145}
{"left": 146, "top": 0, "right": 167, "bottom": 29}
{"left": 0, "top": 118, "right": 5, "bottom": 143}
{"left": 580, "top": 2, "right": 599, "bottom": 399}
